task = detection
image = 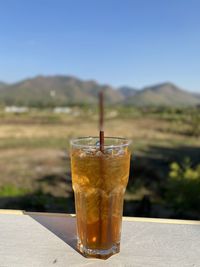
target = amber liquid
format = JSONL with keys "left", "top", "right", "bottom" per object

{"left": 71, "top": 148, "right": 130, "bottom": 258}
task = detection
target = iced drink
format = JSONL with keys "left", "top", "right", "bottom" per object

{"left": 70, "top": 137, "right": 131, "bottom": 259}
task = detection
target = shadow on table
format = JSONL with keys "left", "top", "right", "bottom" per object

{"left": 26, "top": 212, "right": 80, "bottom": 254}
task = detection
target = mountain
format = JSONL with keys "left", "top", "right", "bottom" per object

{"left": 192, "top": 92, "right": 200, "bottom": 99}
{"left": 118, "top": 86, "right": 138, "bottom": 98}
{"left": 0, "top": 82, "right": 7, "bottom": 89}
{"left": 0, "top": 75, "right": 123, "bottom": 106}
{"left": 0, "top": 76, "right": 199, "bottom": 107}
{"left": 125, "top": 82, "right": 200, "bottom": 106}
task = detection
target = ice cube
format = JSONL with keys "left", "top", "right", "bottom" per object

{"left": 82, "top": 148, "right": 97, "bottom": 155}
{"left": 116, "top": 149, "right": 125, "bottom": 156}
{"left": 105, "top": 145, "right": 114, "bottom": 155}
{"left": 105, "top": 148, "right": 113, "bottom": 155}
{"left": 95, "top": 141, "right": 100, "bottom": 146}
{"left": 96, "top": 151, "right": 103, "bottom": 157}
{"left": 79, "top": 152, "right": 87, "bottom": 158}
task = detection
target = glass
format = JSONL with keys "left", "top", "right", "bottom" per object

{"left": 70, "top": 137, "right": 131, "bottom": 259}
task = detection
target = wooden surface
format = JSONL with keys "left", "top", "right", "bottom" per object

{"left": 0, "top": 210, "right": 200, "bottom": 267}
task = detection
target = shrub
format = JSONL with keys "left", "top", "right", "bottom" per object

{"left": 188, "top": 112, "right": 200, "bottom": 137}
{"left": 165, "top": 158, "right": 200, "bottom": 214}
{"left": 0, "top": 184, "right": 29, "bottom": 197}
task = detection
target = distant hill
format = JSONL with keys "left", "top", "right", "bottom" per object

{"left": 192, "top": 92, "right": 200, "bottom": 100}
{"left": 0, "top": 75, "right": 123, "bottom": 106}
{"left": 0, "top": 76, "right": 199, "bottom": 107}
{"left": 0, "top": 82, "right": 7, "bottom": 89}
{"left": 125, "top": 82, "right": 200, "bottom": 106}
{"left": 118, "top": 86, "right": 138, "bottom": 98}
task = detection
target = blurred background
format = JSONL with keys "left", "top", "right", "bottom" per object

{"left": 0, "top": 0, "right": 200, "bottom": 219}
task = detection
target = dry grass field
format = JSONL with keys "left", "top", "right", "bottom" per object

{"left": 0, "top": 107, "right": 199, "bottom": 218}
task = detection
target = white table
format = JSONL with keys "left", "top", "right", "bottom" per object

{"left": 0, "top": 210, "right": 200, "bottom": 267}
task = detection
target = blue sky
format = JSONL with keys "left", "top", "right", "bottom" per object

{"left": 0, "top": 0, "right": 200, "bottom": 92}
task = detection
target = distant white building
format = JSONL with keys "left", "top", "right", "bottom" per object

{"left": 53, "top": 107, "right": 72, "bottom": 114}
{"left": 5, "top": 106, "right": 29, "bottom": 113}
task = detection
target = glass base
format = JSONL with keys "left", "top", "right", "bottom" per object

{"left": 77, "top": 241, "right": 120, "bottom": 259}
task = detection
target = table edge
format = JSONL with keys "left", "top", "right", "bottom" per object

{"left": 0, "top": 209, "right": 199, "bottom": 225}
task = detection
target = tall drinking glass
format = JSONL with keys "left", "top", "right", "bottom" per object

{"left": 70, "top": 137, "right": 131, "bottom": 259}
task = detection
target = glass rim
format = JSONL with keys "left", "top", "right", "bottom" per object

{"left": 70, "top": 136, "right": 132, "bottom": 149}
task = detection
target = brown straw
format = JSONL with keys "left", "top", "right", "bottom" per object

{"left": 99, "top": 91, "right": 104, "bottom": 152}
{"left": 98, "top": 90, "right": 105, "bottom": 248}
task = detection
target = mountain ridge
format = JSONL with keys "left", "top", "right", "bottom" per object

{"left": 0, "top": 75, "right": 199, "bottom": 107}
{"left": 0, "top": 82, "right": 7, "bottom": 89}
{"left": 0, "top": 75, "right": 123, "bottom": 106}
{"left": 118, "top": 86, "right": 138, "bottom": 98}
{"left": 125, "top": 82, "right": 200, "bottom": 106}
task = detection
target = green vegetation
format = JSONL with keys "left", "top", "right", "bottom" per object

{"left": 0, "top": 184, "right": 29, "bottom": 197}
{"left": 165, "top": 159, "right": 200, "bottom": 216}
{"left": 188, "top": 112, "right": 200, "bottom": 137}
